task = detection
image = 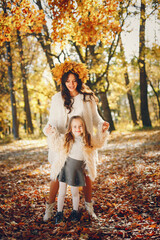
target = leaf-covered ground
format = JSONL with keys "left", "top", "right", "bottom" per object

{"left": 0, "top": 129, "right": 160, "bottom": 240}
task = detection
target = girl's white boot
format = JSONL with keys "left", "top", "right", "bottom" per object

{"left": 43, "top": 202, "right": 56, "bottom": 222}
{"left": 85, "top": 201, "right": 98, "bottom": 219}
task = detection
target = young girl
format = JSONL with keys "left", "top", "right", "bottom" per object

{"left": 47, "top": 115, "right": 109, "bottom": 223}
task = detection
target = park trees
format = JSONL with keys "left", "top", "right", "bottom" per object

{"left": 139, "top": 0, "right": 152, "bottom": 127}
{"left": 138, "top": 0, "right": 159, "bottom": 127}
{"left": 1, "top": 0, "right": 19, "bottom": 139}
{"left": 119, "top": 36, "right": 138, "bottom": 126}
{"left": 17, "top": 30, "right": 34, "bottom": 134}
{"left": 0, "top": 0, "right": 159, "bottom": 138}
{"left": 146, "top": 44, "right": 160, "bottom": 121}
{"left": 0, "top": 0, "right": 45, "bottom": 138}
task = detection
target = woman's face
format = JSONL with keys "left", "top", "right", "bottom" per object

{"left": 71, "top": 118, "right": 84, "bottom": 137}
{"left": 65, "top": 73, "right": 78, "bottom": 96}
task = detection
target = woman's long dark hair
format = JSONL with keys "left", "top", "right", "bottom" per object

{"left": 61, "top": 71, "right": 98, "bottom": 113}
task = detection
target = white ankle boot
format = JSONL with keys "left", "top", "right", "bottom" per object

{"left": 85, "top": 201, "right": 98, "bottom": 219}
{"left": 43, "top": 202, "right": 56, "bottom": 222}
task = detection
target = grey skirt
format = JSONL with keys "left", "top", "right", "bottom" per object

{"left": 58, "top": 157, "right": 86, "bottom": 187}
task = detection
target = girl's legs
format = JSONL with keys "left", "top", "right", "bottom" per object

{"left": 71, "top": 186, "right": 79, "bottom": 211}
{"left": 68, "top": 186, "right": 80, "bottom": 222}
{"left": 57, "top": 182, "right": 67, "bottom": 212}
{"left": 55, "top": 182, "right": 67, "bottom": 224}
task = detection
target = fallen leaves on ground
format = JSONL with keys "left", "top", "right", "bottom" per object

{"left": 0, "top": 129, "right": 160, "bottom": 239}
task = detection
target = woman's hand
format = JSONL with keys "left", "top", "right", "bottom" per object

{"left": 102, "top": 122, "right": 110, "bottom": 132}
{"left": 46, "top": 124, "right": 55, "bottom": 135}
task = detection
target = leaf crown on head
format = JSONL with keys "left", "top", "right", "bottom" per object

{"left": 52, "top": 59, "right": 89, "bottom": 85}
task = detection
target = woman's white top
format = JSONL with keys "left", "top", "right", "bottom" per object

{"left": 67, "top": 94, "right": 83, "bottom": 128}
{"left": 43, "top": 91, "right": 104, "bottom": 139}
{"left": 68, "top": 136, "right": 84, "bottom": 161}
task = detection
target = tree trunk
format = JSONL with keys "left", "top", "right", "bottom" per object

{"left": 38, "top": 99, "right": 42, "bottom": 132}
{"left": 2, "top": 0, "right": 19, "bottom": 139}
{"left": 119, "top": 36, "right": 138, "bottom": 126}
{"left": 124, "top": 73, "right": 139, "bottom": 125}
{"left": 98, "top": 92, "right": 115, "bottom": 131}
{"left": 147, "top": 76, "right": 160, "bottom": 119}
{"left": 36, "top": 32, "right": 59, "bottom": 92}
{"left": 35, "top": 0, "right": 59, "bottom": 91}
{"left": 139, "top": 0, "right": 152, "bottom": 127}
{"left": 37, "top": 33, "right": 55, "bottom": 71}
{"left": 17, "top": 31, "right": 34, "bottom": 134}
{"left": 6, "top": 41, "right": 19, "bottom": 139}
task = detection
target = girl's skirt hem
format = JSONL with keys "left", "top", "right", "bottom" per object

{"left": 58, "top": 157, "right": 85, "bottom": 187}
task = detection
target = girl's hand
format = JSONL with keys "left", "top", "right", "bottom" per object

{"left": 102, "top": 122, "right": 110, "bottom": 132}
{"left": 46, "top": 124, "right": 55, "bottom": 134}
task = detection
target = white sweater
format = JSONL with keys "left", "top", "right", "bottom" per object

{"left": 43, "top": 92, "right": 104, "bottom": 136}
{"left": 47, "top": 127, "right": 108, "bottom": 181}
{"left": 43, "top": 92, "right": 105, "bottom": 166}
{"left": 68, "top": 136, "right": 84, "bottom": 160}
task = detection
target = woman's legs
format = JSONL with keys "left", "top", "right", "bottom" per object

{"left": 43, "top": 179, "right": 59, "bottom": 221}
{"left": 83, "top": 175, "right": 92, "bottom": 202}
{"left": 83, "top": 175, "right": 97, "bottom": 219}
{"left": 48, "top": 179, "right": 59, "bottom": 204}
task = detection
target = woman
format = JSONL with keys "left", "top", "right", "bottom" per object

{"left": 43, "top": 60, "right": 109, "bottom": 221}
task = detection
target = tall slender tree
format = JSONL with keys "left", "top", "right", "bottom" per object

{"left": 119, "top": 36, "right": 138, "bottom": 126}
{"left": 34, "top": 0, "right": 60, "bottom": 91}
{"left": 17, "top": 30, "right": 34, "bottom": 134}
{"left": 2, "top": 0, "right": 19, "bottom": 139}
{"left": 6, "top": 41, "right": 19, "bottom": 139}
{"left": 139, "top": 0, "right": 152, "bottom": 127}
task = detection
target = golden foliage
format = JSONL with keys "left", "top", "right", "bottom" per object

{"left": 0, "top": 0, "right": 46, "bottom": 46}
{"left": 52, "top": 59, "right": 89, "bottom": 85}
{"left": 49, "top": 0, "right": 121, "bottom": 46}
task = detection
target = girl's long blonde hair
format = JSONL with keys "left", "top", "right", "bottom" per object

{"left": 64, "top": 116, "right": 92, "bottom": 153}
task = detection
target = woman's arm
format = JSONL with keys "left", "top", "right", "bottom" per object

{"left": 43, "top": 94, "right": 59, "bottom": 136}
{"left": 90, "top": 98, "right": 109, "bottom": 129}
{"left": 47, "top": 127, "right": 64, "bottom": 151}
{"left": 92, "top": 122, "right": 109, "bottom": 148}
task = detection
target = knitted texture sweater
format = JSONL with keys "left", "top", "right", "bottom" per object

{"left": 43, "top": 92, "right": 105, "bottom": 165}
{"left": 47, "top": 126, "right": 108, "bottom": 181}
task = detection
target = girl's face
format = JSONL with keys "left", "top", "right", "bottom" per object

{"left": 65, "top": 73, "right": 78, "bottom": 96}
{"left": 71, "top": 118, "right": 84, "bottom": 137}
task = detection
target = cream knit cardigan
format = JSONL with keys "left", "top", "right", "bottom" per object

{"left": 47, "top": 127, "right": 108, "bottom": 181}
{"left": 43, "top": 92, "right": 107, "bottom": 180}
{"left": 43, "top": 92, "right": 104, "bottom": 136}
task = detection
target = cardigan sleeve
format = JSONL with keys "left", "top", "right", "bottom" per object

{"left": 47, "top": 127, "right": 64, "bottom": 152}
{"left": 90, "top": 98, "right": 104, "bottom": 128}
{"left": 43, "top": 93, "right": 60, "bottom": 136}
{"left": 91, "top": 123, "right": 109, "bottom": 149}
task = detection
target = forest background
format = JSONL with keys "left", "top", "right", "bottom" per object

{"left": 0, "top": 0, "right": 160, "bottom": 141}
{"left": 0, "top": 1, "right": 160, "bottom": 239}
